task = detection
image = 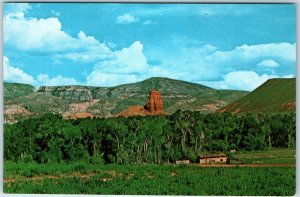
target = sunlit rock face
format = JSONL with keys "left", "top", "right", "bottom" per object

{"left": 144, "top": 90, "right": 163, "bottom": 113}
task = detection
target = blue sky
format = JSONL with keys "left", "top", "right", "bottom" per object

{"left": 3, "top": 3, "right": 296, "bottom": 91}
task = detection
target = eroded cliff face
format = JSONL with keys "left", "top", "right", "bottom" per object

{"left": 38, "top": 86, "right": 94, "bottom": 101}
{"left": 144, "top": 90, "right": 163, "bottom": 112}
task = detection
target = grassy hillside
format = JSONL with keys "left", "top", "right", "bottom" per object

{"left": 222, "top": 78, "right": 296, "bottom": 114}
{"left": 4, "top": 82, "right": 36, "bottom": 100}
{"left": 4, "top": 77, "right": 249, "bottom": 122}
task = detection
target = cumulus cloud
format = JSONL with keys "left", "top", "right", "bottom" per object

{"left": 116, "top": 14, "right": 139, "bottom": 24}
{"left": 86, "top": 71, "right": 139, "bottom": 87}
{"left": 3, "top": 56, "right": 36, "bottom": 84}
{"left": 158, "top": 41, "right": 296, "bottom": 85}
{"left": 95, "top": 41, "right": 148, "bottom": 74}
{"left": 257, "top": 59, "right": 279, "bottom": 68}
{"left": 54, "top": 31, "right": 112, "bottom": 62}
{"left": 4, "top": 10, "right": 111, "bottom": 58}
{"left": 4, "top": 56, "right": 81, "bottom": 87}
{"left": 208, "top": 42, "right": 296, "bottom": 62}
{"left": 200, "top": 71, "right": 294, "bottom": 91}
{"left": 3, "top": 4, "right": 296, "bottom": 90}
{"left": 86, "top": 41, "right": 150, "bottom": 86}
{"left": 37, "top": 74, "right": 80, "bottom": 86}
{"left": 5, "top": 15, "right": 73, "bottom": 51}
{"left": 4, "top": 3, "right": 31, "bottom": 17}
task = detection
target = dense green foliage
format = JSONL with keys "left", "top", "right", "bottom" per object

{"left": 224, "top": 78, "right": 296, "bottom": 113}
{"left": 4, "top": 111, "right": 295, "bottom": 164}
{"left": 4, "top": 163, "right": 295, "bottom": 195}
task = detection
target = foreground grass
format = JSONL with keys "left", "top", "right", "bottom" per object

{"left": 4, "top": 161, "right": 295, "bottom": 196}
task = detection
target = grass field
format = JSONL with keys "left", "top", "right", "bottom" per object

{"left": 4, "top": 148, "right": 296, "bottom": 195}
{"left": 232, "top": 148, "right": 296, "bottom": 164}
{"left": 4, "top": 164, "right": 295, "bottom": 195}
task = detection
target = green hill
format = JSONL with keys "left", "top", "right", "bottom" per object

{"left": 222, "top": 78, "right": 296, "bottom": 114}
{"left": 4, "top": 77, "right": 248, "bottom": 122}
{"left": 4, "top": 82, "right": 36, "bottom": 100}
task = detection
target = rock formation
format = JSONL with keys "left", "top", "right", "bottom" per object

{"left": 144, "top": 90, "right": 163, "bottom": 112}
{"left": 115, "top": 90, "right": 166, "bottom": 117}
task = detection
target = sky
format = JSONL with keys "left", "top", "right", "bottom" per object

{"left": 3, "top": 3, "right": 296, "bottom": 91}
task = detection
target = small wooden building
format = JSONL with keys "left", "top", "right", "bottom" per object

{"left": 199, "top": 154, "right": 227, "bottom": 164}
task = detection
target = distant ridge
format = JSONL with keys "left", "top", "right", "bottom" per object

{"left": 4, "top": 77, "right": 248, "bottom": 122}
{"left": 222, "top": 78, "right": 296, "bottom": 114}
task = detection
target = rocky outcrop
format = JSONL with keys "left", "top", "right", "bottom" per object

{"left": 4, "top": 104, "right": 32, "bottom": 123}
{"left": 38, "top": 86, "right": 93, "bottom": 101}
{"left": 116, "top": 90, "right": 166, "bottom": 117}
{"left": 5, "top": 78, "right": 251, "bottom": 122}
{"left": 115, "top": 105, "right": 150, "bottom": 117}
{"left": 144, "top": 90, "right": 163, "bottom": 112}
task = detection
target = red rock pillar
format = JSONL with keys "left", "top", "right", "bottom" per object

{"left": 145, "top": 90, "right": 163, "bottom": 112}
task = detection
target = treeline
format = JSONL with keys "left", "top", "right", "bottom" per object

{"left": 4, "top": 111, "right": 295, "bottom": 164}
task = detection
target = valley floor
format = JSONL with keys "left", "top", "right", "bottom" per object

{"left": 3, "top": 148, "right": 296, "bottom": 195}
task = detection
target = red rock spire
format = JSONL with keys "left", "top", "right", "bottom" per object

{"left": 144, "top": 90, "right": 163, "bottom": 112}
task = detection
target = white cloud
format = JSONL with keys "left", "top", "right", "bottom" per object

{"left": 156, "top": 41, "right": 296, "bottom": 84}
{"left": 257, "top": 59, "right": 279, "bottom": 68}
{"left": 3, "top": 56, "right": 36, "bottom": 84}
{"left": 4, "top": 10, "right": 111, "bottom": 58}
{"left": 86, "top": 71, "right": 139, "bottom": 87}
{"left": 142, "top": 20, "right": 157, "bottom": 25}
{"left": 5, "top": 15, "right": 73, "bottom": 51}
{"left": 208, "top": 42, "right": 296, "bottom": 62}
{"left": 200, "top": 71, "right": 294, "bottom": 91}
{"left": 4, "top": 56, "right": 81, "bottom": 87}
{"left": 93, "top": 41, "right": 148, "bottom": 74}
{"left": 4, "top": 3, "right": 31, "bottom": 17}
{"left": 3, "top": 4, "right": 296, "bottom": 90}
{"left": 116, "top": 14, "right": 139, "bottom": 24}
{"left": 37, "top": 74, "right": 80, "bottom": 86}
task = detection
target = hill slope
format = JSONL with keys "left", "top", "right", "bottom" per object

{"left": 4, "top": 82, "right": 36, "bottom": 100}
{"left": 4, "top": 77, "right": 248, "bottom": 122}
{"left": 222, "top": 78, "right": 296, "bottom": 114}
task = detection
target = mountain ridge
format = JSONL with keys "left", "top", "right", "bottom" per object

{"left": 4, "top": 77, "right": 248, "bottom": 122}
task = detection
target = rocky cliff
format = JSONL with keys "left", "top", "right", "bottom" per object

{"left": 4, "top": 77, "right": 249, "bottom": 122}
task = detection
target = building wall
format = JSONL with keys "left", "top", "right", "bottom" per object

{"left": 200, "top": 156, "right": 227, "bottom": 164}
{"left": 176, "top": 160, "right": 190, "bottom": 164}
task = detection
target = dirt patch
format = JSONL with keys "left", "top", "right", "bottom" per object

{"left": 115, "top": 105, "right": 168, "bottom": 117}
{"left": 194, "top": 163, "right": 295, "bottom": 168}
{"left": 200, "top": 104, "right": 219, "bottom": 111}
{"left": 279, "top": 102, "right": 296, "bottom": 110}
{"left": 170, "top": 172, "right": 177, "bottom": 177}
{"left": 219, "top": 101, "right": 240, "bottom": 113}
{"left": 65, "top": 112, "right": 94, "bottom": 119}
{"left": 4, "top": 172, "right": 97, "bottom": 184}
